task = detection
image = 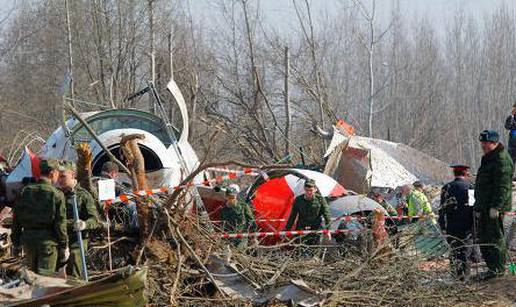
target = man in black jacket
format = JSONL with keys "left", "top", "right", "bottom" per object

{"left": 504, "top": 103, "right": 516, "bottom": 165}
{"left": 438, "top": 164, "right": 473, "bottom": 280}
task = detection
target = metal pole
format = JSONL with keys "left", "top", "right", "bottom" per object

{"left": 72, "top": 194, "right": 89, "bottom": 281}
{"left": 106, "top": 213, "right": 113, "bottom": 272}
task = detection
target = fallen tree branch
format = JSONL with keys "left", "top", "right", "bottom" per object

{"left": 65, "top": 103, "right": 131, "bottom": 175}
{"left": 166, "top": 160, "right": 293, "bottom": 206}
{"left": 174, "top": 226, "right": 227, "bottom": 299}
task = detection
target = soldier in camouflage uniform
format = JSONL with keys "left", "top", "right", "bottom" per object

{"left": 372, "top": 191, "right": 398, "bottom": 216}
{"left": 220, "top": 187, "right": 257, "bottom": 247}
{"left": 285, "top": 179, "right": 332, "bottom": 245}
{"left": 11, "top": 159, "right": 69, "bottom": 276}
{"left": 58, "top": 161, "right": 101, "bottom": 278}
{"left": 474, "top": 130, "right": 513, "bottom": 280}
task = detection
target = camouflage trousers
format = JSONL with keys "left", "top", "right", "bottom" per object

{"left": 67, "top": 239, "right": 89, "bottom": 279}
{"left": 478, "top": 215, "right": 507, "bottom": 275}
{"left": 23, "top": 242, "right": 58, "bottom": 276}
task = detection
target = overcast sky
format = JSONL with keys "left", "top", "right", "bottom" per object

{"left": 188, "top": 0, "right": 516, "bottom": 36}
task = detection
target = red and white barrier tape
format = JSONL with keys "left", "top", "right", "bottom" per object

{"left": 103, "top": 168, "right": 258, "bottom": 205}
{"left": 212, "top": 212, "right": 516, "bottom": 224}
{"left": 207, "top": 167, "right": 260, "bottom": 176}
{"left": 212, "top": 215, "right": 421, "bottom": 224}
{"left": 218, "top": 228, "right": 365, "bottom": 239}
{"left": 217, "top": 212, "right": 516, "bottom": 239}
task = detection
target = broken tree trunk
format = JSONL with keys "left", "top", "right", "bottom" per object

{"left": 120, "top": 133, "right": 152, "bottom": 242}
{"left": 65, "top": 103, "right": 131, "bottom": 175}
{"left": 76, "top": 143, "right": 95, "bottom": 197}
{"left": 120, "top": 133, "right": 147, "bottom": 191}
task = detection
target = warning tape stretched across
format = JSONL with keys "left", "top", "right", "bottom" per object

{"left": 103, "top": 167, "right": 260, "bottom": 205}
{"left": 212, "top": 211, "right": 516, "bottom": 224}
{"left": 206, "top": 167, "right": 260, "bottom": 176}
{"left": 216, "top": 212, "right": 516, "bottom": 239}
{"left": 217, "top": 228, "right": 365, "bottom": 239}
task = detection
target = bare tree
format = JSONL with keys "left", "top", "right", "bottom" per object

{"left": 351, "top": 0, "right": 393, "bottom": 138}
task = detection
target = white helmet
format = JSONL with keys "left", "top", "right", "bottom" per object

{"left": 228, "top": 183, "right": 240, "bottom": 194}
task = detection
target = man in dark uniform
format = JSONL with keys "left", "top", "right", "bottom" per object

{"left": 438, "top": 164, "right": 473, "bottom": 280}
{"left": 285, "top": 179, "right": 332, "bottom": 245}
{"left": 504, "top": 103, "right": 516, "bottom": 164}
{"left": 474, "top": 130, "right": 513, "bottom": 280}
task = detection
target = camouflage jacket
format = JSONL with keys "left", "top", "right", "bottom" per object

{"left": 11, "top": 178, "right": 68, "bottom": 248}
{"left": 285, "top": 194, "right": 331, "bottom": 230}
{"left": 474, "top": 143, "right": 514, "bottom": 213}
{"left": 62, "top": 184, "right": 101, "bottom": 242}
{"left": 220, "top": 201, "right": 257, "bottom": 233}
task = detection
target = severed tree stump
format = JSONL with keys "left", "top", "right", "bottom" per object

{"left": 76, "top": 143, "right": 95, "bottom": 197}
{"left": 120, "top": 133, "right": 147, "bottom": 191}
{"left": 119, "top": 133, "right": 152, "bottom": 242}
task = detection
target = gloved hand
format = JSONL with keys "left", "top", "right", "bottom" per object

{"left": 101, "top": 220, "right": 110, "bottom": 231}
{"left": 489, "top": 208, "right": 499, "bottom": 219}
{"left": 58, "top": 247, "right": 70, "bottom": 263}
{"left": 12, "top": 245, "right": 22, "bottom": 257}
{"left": 73, "top": 220, "right": 87, "bottom": 231}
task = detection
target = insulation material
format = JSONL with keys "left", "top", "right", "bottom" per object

{"left": 324, "top": 128, "right": 452, "bottom": 193}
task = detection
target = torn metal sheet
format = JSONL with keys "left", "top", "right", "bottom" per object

{"left": 207, "top": 256, "right": 325, "bottom": 306}
{"left": 5, "top": 106, "right": 206, "bottom": 203}
{"left": 3, "top": 266, "right": 146, "bottom": 307}
{"left": 324, "top": 127, "right": 452, "bottom": 193}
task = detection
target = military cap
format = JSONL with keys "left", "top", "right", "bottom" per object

{"left": 450, "top": 164, "right": 470, "bottom": 171}
{"left": 413, "top": 181, "right": 424, "bottom": 188}
{"left": 39, "top": 159, "right": 60, "bottom": 172}
{"left": 304, "top": 179, "right": 316, "bottom": 188}
{"left": 225, "top": 186, "right": 238, "bottom": 196}
{"left": 479, "top": 130, "right": 499, "bottom": 142}
{"left": 228, "top": 183, "right": 240, "bottom": 194}
{"left": 58, "top": 160, "right": 76, "bottom": 172}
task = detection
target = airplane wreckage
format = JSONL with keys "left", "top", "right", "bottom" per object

{"left": 0, "top": 76, "right": 458, "bottom": 305}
